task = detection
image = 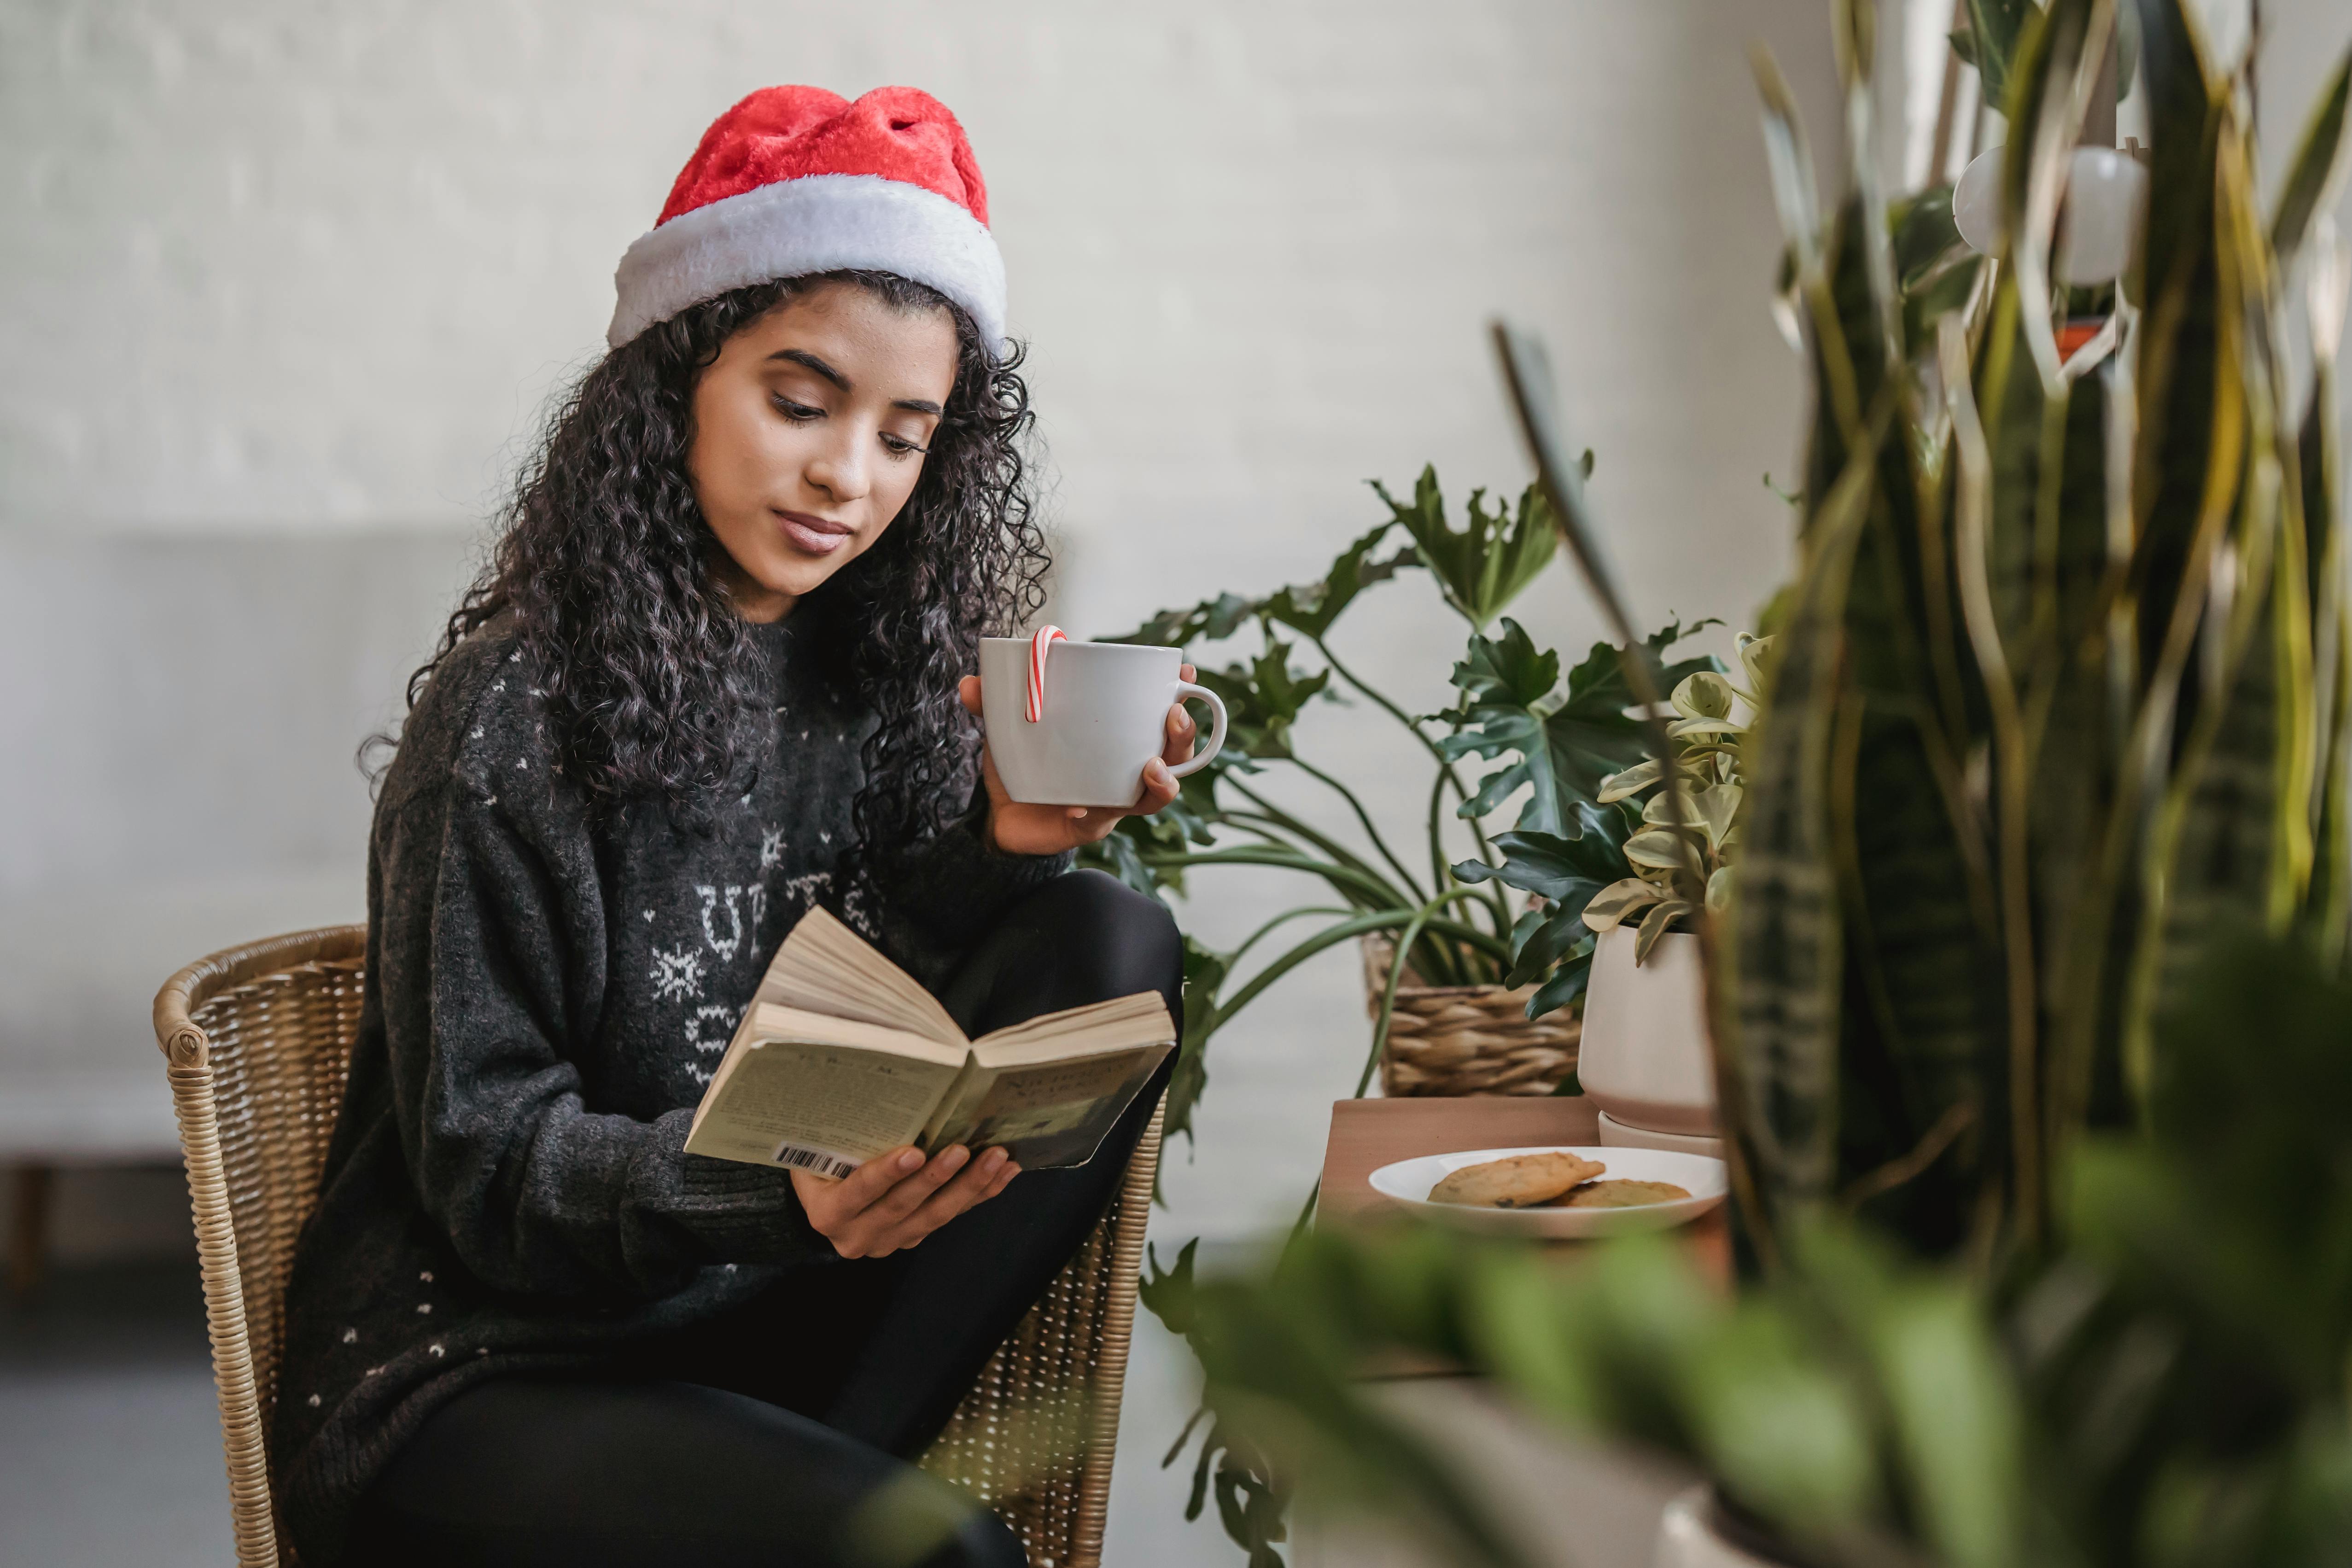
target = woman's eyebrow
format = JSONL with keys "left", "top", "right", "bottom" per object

{"left": 765, "top": 349, "right": 938, "bottom": 415}
{"left": 765, "top": 349, "right": 849, "bottom": 389}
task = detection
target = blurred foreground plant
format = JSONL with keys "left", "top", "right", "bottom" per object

{"left": 1188, "top": 931, "right": 2352, "bottom": 1568}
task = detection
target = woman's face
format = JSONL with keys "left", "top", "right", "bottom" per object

{"left": 688, "top": 280, "right": 961, "bottom": 622}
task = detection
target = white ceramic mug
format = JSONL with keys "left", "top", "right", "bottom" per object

{"left": 978, "top": 638, "right": 1229, "bottom": 807}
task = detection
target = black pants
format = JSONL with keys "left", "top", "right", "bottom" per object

{"left": 346, "top": 871, "right": 1179, "bottom": 1568}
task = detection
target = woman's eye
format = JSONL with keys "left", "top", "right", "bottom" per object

{"left": 771, "top": 395, "right": 823, "bottom": 422}
{"left": 880, "top": 432, "right": 929, "bottom": 459}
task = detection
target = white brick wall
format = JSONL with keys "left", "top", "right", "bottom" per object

{"left": 5, "top": 0, "right": 1860, "bottom": 1253}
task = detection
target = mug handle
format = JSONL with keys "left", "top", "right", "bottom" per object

{"left": 1169, "top": 682, "right": 1228, "bottom": 778}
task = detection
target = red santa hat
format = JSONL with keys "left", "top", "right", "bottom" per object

{"left": 607, "top": 85, "right": 1006, "bottom": 353}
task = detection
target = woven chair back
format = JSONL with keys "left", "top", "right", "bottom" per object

{"left": 155, "top": 926, "right": 1161, "bottom": 1568}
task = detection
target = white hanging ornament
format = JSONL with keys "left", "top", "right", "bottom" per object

{"left": 1950, "top": 144, "right": 2149, "bottom": 286}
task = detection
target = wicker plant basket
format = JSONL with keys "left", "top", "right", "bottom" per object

{"left": 1360, "top": 936, "right": 1581, "bottom": 1096}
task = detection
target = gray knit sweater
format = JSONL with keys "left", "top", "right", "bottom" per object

{"left": 268, "top": 616, "right": 1068, "bottom": 1565}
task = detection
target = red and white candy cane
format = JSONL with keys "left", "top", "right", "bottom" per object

{"left": 1023, "top": 625, "right": 1066, "bottom": 723}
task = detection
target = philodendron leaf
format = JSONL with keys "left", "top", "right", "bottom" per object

{"left": 1371, "top": 465, "right": 1560, "bottom": 630}
{"left": 1634, "top": 898, "right": 1696, "bottom": 962}
{"left": 1505, "top": 906, "right": 1592, "bottom": 989}
{"left": 1164, "top": 936, "right": 1231, "bottom": 1148}
{"left": 1451, "top": 816, "right": 1634, "bottom": 902}
{"left": 1527, "top": 958, "right": 1594, "bottom": 1019}
{"left": 1192, "top": 642, "right": 1334, "bottom": 762}
{"left": 1106, "top": 521, "right": 1416, "bottom": 650}
{"left": 1674, "top": 670, "right": 1737, "bottom": 721}
{"left": 1260, "top": 519, "right": 1420, "bottom": 641}
{"left": 1583, "top": 878, "right": 1665, "bottom": 932}
{"left": 1735, "top": 633, "right": 1781, "bottom": 703}
{"left": 1443, "top": 617, "right": 1723, "bottom": 835}
{"left": 1707, "top": 865, "right": 1735, "bottom": 911}
{"left": 1599, "top": 758, "right": 1665, "bottom": 802}
{"left": 1626, "top": 828, "right": 1701, "bottom": 874}
{"left": 1693, "top": 780, "right": 1750, "bottom": 846}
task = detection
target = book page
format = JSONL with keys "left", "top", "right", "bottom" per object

{"left": 970, "top": 991, "right": 1176, "bottom": 1069}
{"left": 683, "top": 1037, "right": 965, "bottom": 1177}
{"left": 753, "top": 907, "right": 965, "bottom": 1045}
{"left": 926, "top": 1043, "right": 1170, "bottom": 1170}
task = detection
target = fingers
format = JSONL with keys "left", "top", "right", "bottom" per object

{"left": 818, "top": 1146, "right": 1024, "bottom": 1257}
{"left": 1162, "top": 699, "right": 1197, "bottom": 767}
{"left": 958, "top": 675, "right": 983, "bottom": 716}
{"left": 874, "top": 1144, "right": 971, "bottom": 1225}
{"left": 1134, "top": 757, "right": 1178, "bottom": 816}
{"left": 899, "top": 1146, "right": 1014, "bottom": 1232}
{"left": 835, "top": 1147, "right": 924, "bottom": 1212}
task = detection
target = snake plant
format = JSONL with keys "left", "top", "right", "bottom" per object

{"left": 1718, "top": 0, "right": 2352, "bottom": 1276}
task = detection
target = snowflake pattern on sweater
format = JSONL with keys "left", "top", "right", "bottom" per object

{"left": 265, "top": 616, "right": 1068, "bottom": 1564}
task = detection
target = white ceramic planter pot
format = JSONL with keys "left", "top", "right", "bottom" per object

{"left": 1576, "top": 926, "right": 1717, "bottom": 1139}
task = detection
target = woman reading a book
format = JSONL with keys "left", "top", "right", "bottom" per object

{"left": 270, "top": 88, "right": 1189, "bottom": 1568}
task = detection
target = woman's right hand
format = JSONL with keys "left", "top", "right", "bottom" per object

{"left": 791, "top": 1144, "right": 1019, "bottom": 1259}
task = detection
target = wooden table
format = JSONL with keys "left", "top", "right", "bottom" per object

{"left": 1317, "top": 1096, "right": 1729, "bottom": 1284}
{"left": 1294, "top": 1096, "right": 1712, "bottom": 1568}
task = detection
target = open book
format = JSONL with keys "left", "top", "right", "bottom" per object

{"left": 684, "top": 908, "right": 1176, "bottom": 1177}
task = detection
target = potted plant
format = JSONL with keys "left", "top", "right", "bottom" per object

{"left": 1557, "top": 636, "right": 1771, "bottom": 1154}
{"left": 1151, "top": 0, "right": 2352, "bottom": 1560}
{"left": 1080, "top": 470, "right": 1722, "bottom": 1555}
{"left": 1081, "top": 467, "right": 1724, "bottom": 1119}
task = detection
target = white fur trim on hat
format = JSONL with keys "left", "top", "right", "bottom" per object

{"left": 607, "top": 173, "right": 1007, "bottom": 352}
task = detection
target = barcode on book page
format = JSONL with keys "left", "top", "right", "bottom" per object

{"left": 773, "top": 1143, "right": 858, "bottom": 1180}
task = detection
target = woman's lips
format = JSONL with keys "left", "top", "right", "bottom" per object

{"left": 773, "top": 509, "right": 854, "bottom": 556}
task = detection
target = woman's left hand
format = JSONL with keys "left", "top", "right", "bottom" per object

{"left": 957, "top": 666, "right": 1199, "bottom": 856}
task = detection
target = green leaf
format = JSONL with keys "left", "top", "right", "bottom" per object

{"left": 1139, "top": 1237, "right": 1201, "bottom": 1336}
{"left": 1103, "top": 523, "right": 1415, "bottom": 650}
{"left": 1261, "top": 520, "right": 1419, "bottom": 641}
{"left": 1370, "top": 466, "right": 1558, "bottom": 630}
{"left": 1193, "top": 642, "right": 1334, "bottom": 763}
{"left": 2270, "top": 49, "right": 2352, "bottom": 262}
{"left": 1634, "top": 897, "right": 1696, "bottom": 961}
{"left": 1442, "top": 618, "right": 1721, "bottom": 835}
{"left": 1453, "top": 814, "right": 1634, "bottom": 898}
{"left": 1681, "top": 1303, "right": 1879, "bottom": 1538}
{"left": 1526, "top": 960, "right": 1592, "bottom": 1019}
{"left": 2130, "top": 0, "right": 2228, "bottom": 686}
{"left": 1582, "top": 877, "right": 1666, "bottom": 932}
{"left": 1165, "top": 936, "right": 1230, "bottom": 1148}
{"left": 1890, "top": 183, "right": 1965, "bottom": 291}
{"left": 1731, "top": 410, "right": 1887, "bottom": 1232}
{"left": 1502, "top": 907, "right": 1592, "bottom": 990}
{"left": 1963, "top": 0, "right": 2036, "bottom": 104}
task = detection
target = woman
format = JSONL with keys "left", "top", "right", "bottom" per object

{"left": 270, "top": 86, "right": 1191, "bottom": 1568}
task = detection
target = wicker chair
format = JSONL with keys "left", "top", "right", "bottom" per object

{"left": 152, "top": 926, "right": 1163, "bottom": 1568}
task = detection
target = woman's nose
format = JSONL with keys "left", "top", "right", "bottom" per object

{"left": 805, "top": 430, "right": 871, "bottom": 504}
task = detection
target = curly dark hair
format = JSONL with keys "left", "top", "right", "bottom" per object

{"left": 385, "top": 271, "right": 1046, "bottom": 849}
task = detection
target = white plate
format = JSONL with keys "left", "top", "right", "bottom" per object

{"left": 1368, "top": 1145, "right": 1728, "bottom": 1238}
